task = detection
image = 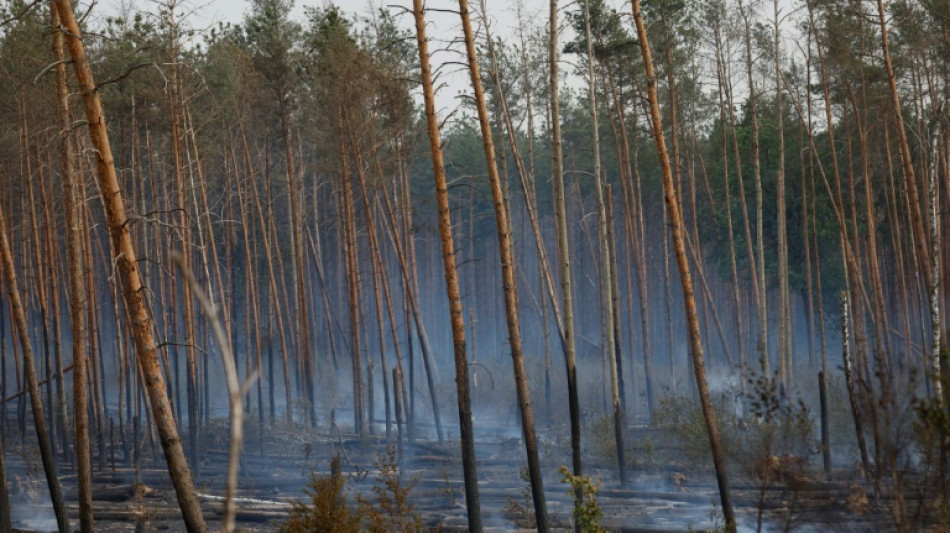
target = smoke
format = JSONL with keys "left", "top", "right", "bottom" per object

{"left": 10, "top": 505, "right": 60, "bottom": 532}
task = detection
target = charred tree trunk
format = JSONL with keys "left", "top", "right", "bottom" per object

{"left": 411, "top": 2, "right": 481, "bottom": 529}
{"left": 549, "top": 1, "right": 584, "bottom": 522}
{"left": 460, "top": 0, "right": 549, "bottom": 527}
{"left": 0, "top": 193, "right": 69, "bottom": 533}
{"left": 631, "top": 0, "right": 736, "bottom": 529}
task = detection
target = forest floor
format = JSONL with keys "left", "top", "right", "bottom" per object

{"left": 2, "top": 422, "right": 895, "bottom": 532}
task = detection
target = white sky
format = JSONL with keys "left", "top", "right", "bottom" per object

{"left": 100, "top": 0, "right": 805, "bottom": 121}
{"left": 104, "top": 0, "right": 571, "bottom": 118}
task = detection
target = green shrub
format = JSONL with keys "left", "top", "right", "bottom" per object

{"left": 559, "top": 465, "right": 605, "bottom": 532}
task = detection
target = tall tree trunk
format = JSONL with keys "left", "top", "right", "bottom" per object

{"left": 713, "top": 21, "right": 745, "bottom": 385}
{"left": 631, "top": 1, "right": 735, "bottom": 529}
{"left": 279, "top": 100, "right": 314, "bottom": 427}
{"left": 411, "top": 2, "right": 481, "bottom": 529}
{"left": 51, "top": 1, "right": 207, "bottom": 529}
{"left": 51, "top": 8, "right": 93, "bottom": 529}
{"left": 351, "top": 141, "right": 393, "bottom": 440}
{"left": 875, "top": 0, "right": 937, "bottom": 396}
{"left": 0, "top": 197, "right": 69, "bottom": 533}
{"left": 549, "top": 2, "right": 584, "bottom": 521}
{"left": 773, "top": 0, "right": 790, "bottom": 386}
{"left": 339, "top": 132, "right": 364, "bottom": 437}
{"left": 459, "top": 1, "right": 548, "bottom": 527}
{"left": 583, "top": 0, "right": 625, "bottom": 486}
{"left": 740, "top": 0, "right": 769, "bottom": 375}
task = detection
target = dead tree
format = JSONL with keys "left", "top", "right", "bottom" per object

{"left": 459, "top": 0, "right": 549, "bottom": 528}
{"left": 631, "top": 0, "right": 736, "bottom": 528}
{"left": 51, "top": 0, "right": 207, "bottom": 529}
{"left": 411, "top": 1, "right": 481, "bottom": 529}
{"left": 52, "top": 6, "right": 93, "bottom": 530}
{"left": 550, "top": 1, "right": 584, "bottom": 522}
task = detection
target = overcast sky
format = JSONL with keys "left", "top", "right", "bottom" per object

{"left": 100, "top": 0, "right": 798, "bottom": 119}
{"left": 104, "top": 0, "right": 575, "bottom": 117}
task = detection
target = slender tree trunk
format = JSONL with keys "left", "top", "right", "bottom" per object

{"left": 713, "top": 23, "right": 745, "bottom": 384}
{"left": 582, "top": 0, "right": 625, "bottom": 486}
{"left": 460, "top": 1, "right": 548, "bottom": 527}
{"left": 377, "top": 168, "right": 444, "bottom": 443}
{"left": 631, "top": 1, "right": 735, "bottom": 529}
{"left": 411, "top": 2, "right": 481, "bottom": 529}
{"left": 339, "top": 132, "right": 364, "bottom": 437}
{"left": 243, "top": 131, "right": 293, "bottom": 424}
{"left": 840, "top": 291, "right": 871, "bottom": 476}
{"left": 0, "top": 197, "right": 69, "bottom": 533}
{"left": 549, "top": 2, "right": 584, "bottom": 521}
{"left": 52, "top": 9, "right": 93, "bottom": 529}
{"left": 0, "top": 428, "right": 10, "bottom": 533}
{"left": 740, "top": 0, "right": 769, "bottom": 375}
{"left": 773, "top": 0, "right": 790, "bottom": 386}
{"left": 875, "top": 0, "right": 933, "bottom": 296}
{"left": 51, "top": 1, "right": 207, "bottom": 529}
{"left": 279, "top": 100, "right": 314, "bottom": 428}
{"left": 351, "top": 142, "right": 393, "bottom": 440}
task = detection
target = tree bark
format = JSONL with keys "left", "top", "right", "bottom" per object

{"left": 631, "top": 0, "right": 736, "bottom": 529}
{"left": 460, "top": 1, "right": 549, "bottom": 527}
{"left": 52, "top": 6, "right": 93, "bottom": 529}
{"left": 0, "top": 193, "right": 69, "bottom": 533}
{"left": 411, "top": 2, "right": 481, "bottom": 529}
{"left": 51, "top": 1, "right": 208, "bottom": 529}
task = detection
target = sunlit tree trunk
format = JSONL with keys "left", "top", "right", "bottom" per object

{"left": 631, "top": 0, "right": 735, "bottom": 529}
{"left": 51, "top": 0, "right": 207, "bottom": 528}
{"left": 411, "top": 2, "right": 481, "bottom": 529}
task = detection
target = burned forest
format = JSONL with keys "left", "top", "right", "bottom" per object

{"left": 0, "top": 0, "right": 949, "bottom": 530}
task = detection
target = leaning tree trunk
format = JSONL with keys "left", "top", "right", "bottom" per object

{"left": 411, "top": 2, "right": 482, "bottom": 530}
{"left": 631, "top": 0, "right": 736, "bottom": 529}
{"left": 459, "top": 1, "right": 549, "bottom": 528}
{"left": 0, "top": 197, "right": 69, "bottom": 533}
{"left": 51, "top": 1, "right": 207, "bottom": 530}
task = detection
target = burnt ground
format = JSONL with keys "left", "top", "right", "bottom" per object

{"left": 2, "top": 422, "right": 903, "bottom": 532}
